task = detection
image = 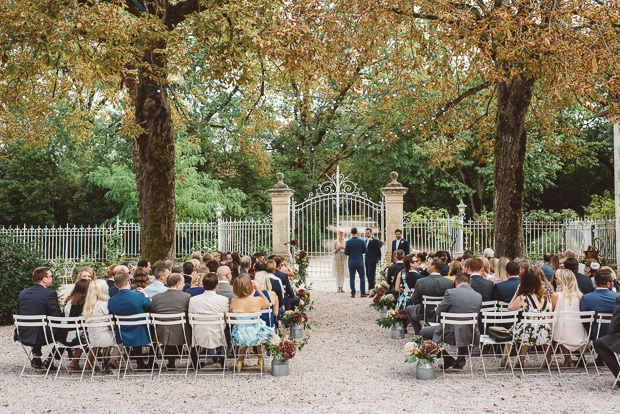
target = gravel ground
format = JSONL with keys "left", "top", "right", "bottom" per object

{"left": 1, "top": 278, "right": 618, "bottom": 414}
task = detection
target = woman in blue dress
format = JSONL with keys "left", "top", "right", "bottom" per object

{"left": 253, "top": 271, "right": 279, "bottom": 327}
{"left": 229, "top": 274, "right": 276, "bottom": 372}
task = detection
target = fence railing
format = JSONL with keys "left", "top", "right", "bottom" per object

{"left": 0, "top": 218, "right": 272, "bottom": 262}
{"left": 403, "top": 217, "right": 617, "bottom": 263}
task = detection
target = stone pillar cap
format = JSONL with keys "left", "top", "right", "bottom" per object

{"left": 382, "top": 171, "right": 408, "bottom": 194}
{"left": 266, "top": 172, "right": 295, "bottom": 195}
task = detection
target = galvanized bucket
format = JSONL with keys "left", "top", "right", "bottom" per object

{"left": 416, "top": 361, "right": 434, "bottom": 380}
{"left": 271, "top": 357, "right": 290, "bottom": 376}
{"left": 290, "top": 323, "right": 304, "bottom": 339}
{"left": 391, "top": 322, "right": 405, "bottom": 339}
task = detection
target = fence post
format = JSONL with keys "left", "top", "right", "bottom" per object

{"left": 613, "top": 120, "right": 620, "bottom": 264}
{"left": 456, "top": 216, "right": 464, "bottom": 256}
{"left": 266, "top": 173, "right": 295, "bottom": 260}
{"left": 381, "top": 172, "right": 408, "bottom": 262}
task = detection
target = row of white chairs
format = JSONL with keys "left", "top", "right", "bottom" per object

{"left": 434, "top": 310, "right": 618, "bottom": 385}
{"left": 14, "top": 311, "right": 272, "bottom": 380}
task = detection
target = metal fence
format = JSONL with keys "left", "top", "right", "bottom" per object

{"left": 0, "top": 218, "right": 272, "bottom": 262}
{"left": 404, "top": 217, "right": 617, "bottom": 263}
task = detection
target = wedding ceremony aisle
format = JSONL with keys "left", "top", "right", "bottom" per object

{"left": 0, "top": 277, "right": 617, "bottom": 413}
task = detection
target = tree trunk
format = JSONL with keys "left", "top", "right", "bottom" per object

{"left": 493, "top": 76, "right": 535, "bottom": 259}
{"left": 133, "top": 39, "right": 176, "bottom": 263}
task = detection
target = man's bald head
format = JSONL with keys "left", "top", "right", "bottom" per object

{"left": 216, "top": 266, "right": 231, "bottom": 281}
{"left": 114, "top": 265, "right": 129, "bottom": 275}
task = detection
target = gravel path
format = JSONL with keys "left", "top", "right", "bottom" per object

{"left": 1, "top": 278, "right": 618, "bottom": 413}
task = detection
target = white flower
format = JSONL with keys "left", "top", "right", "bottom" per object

{"left": 269, "top": 334, "right": 282, "bottom": 346}
{"left": 404, "top": 342, "right": 416, "bottom": 356}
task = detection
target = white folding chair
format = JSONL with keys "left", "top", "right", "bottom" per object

{"left": 226, "top": 312, "right": 264, "bottom": 377}
{"left": 13, "top": 315, "right": 53, "bottom": 378}
{"left": 592, "top": 313, "right": 613, "bottom": 375}
{"left": 481, "top": 301, "right": 497, "bottom": 313}
{"left": 497, "top": 301, "right": 511, "bottom": 312}
{"left": 513, "top": 312, "right": 556, "bottom": 377}
{"left": 478, "top": 310, "right": 519, "bottom": 378}
{"left": 151, "top": 313, "right": 192, "bottom": 378}
{"left": 82, "top": 315, "right": 123, "bottom": 379}
{"left": 440, "top": 312, "right": 478, "bottom": 377}
{"left": 261, "top": 306, "right": 275, "bottom": 329}
{"left": 422, "top": 295, "right": 443, "bottom": 325}
{"left": 115, "top": 313, "right": 156, "bottom": 379}
{"left": 47, "top": 316, "right": 90, "bottom": 381}
{"left": 188, "top": 313, "right": 228, "bottom": 378}
{"left": 552, "top": 311, "right": 595, "bottom": 377}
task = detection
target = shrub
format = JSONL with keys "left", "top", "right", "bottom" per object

{"left": 0, "top": 235, "right": 58, "bottom": 325}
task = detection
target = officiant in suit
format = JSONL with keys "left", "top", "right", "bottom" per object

{"left": 365, "top": 227, "right": 382, "bottom": 291}
{"left": 391, "top": 229, "right": 410, "bottom": 261}
{"left": 344, "top": 227, "right": 367, "bottom": 298}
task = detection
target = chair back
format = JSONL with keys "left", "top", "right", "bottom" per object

{"left": 596, "top": 312, "right": 613, "bottom": 339}
{"left": 480, "top": 310, "right": 519, "bottom": 327}
{"left": 521, "top": 311, "right": 555, "bottom": 325}
{"left": 422, "top": 295, "right": 443, "bottom": 322}
{"left": 226, "top": 312, "right": 262, "bottom": 325}
{"left": 47, "top": 316, "right": 86, "bottom": 348}
{"left": 114, "top": 313, "right": 153, "bottom": 346}
{"left": 261, "top": 306, "right": 274, "bottom": 328}
{"left": 497, "top": 301, "right": 510, "bottom": 312}
{"left": 13, "top": 315, "right": 52, "bottom": 346}
{"left": 481, "top": 300, "right": 497, "bottom": 312}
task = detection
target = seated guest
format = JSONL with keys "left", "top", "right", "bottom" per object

{"left": 593, "top": 295, "right": 620, "bottom": 387}
{"left": 106, "top": 265, "right": 116, "bottom": 290}
{"left": 189, "top": 273, "right": 229, "bottom": 367}
{"left": 63, "top": 279, "right": 90, "bottom": 370}
{"left": 403, "top": 255, "right": 424, "bottom": 290}
{"left": 186, "top": 273, "right": 206, "bottom": 297}
{"left": 182, "top": 261, "right": 195, "bottom": 286}
{"left": 255, "top": 261, "right": 283, "bottom": 308}
{"left": 254, "top": 271, "right": 279, "bottom": 327}
{"left": 480, "top": 257, "right": 491, "bottom": 279}
{"left": 502, "top": 269, "right": 552, "bottom": 367}
{"left": 76, "top": 266, "right": 96, "bottom": 282}
{"left": 132, "top": 267, "right": 150, "bottom": 290}
{"left": 205, "top": 259, "right": 219, "bottom": 274}
{"left": 271, "top": 256, "right": 300, "bottom": 311}
{"left": 144, "top": 266, "right": 169, "bottom": 298}
{"left": 563, "top": 257, "right": 594, "bottom": 294}
{"left": 491, "top": 257, "right": 510, "bottom": 283}
{"left": 420, "top": 273, "right": 482, "bottom": 369}
{"left": 190, "top": 251, "right": 202, "bottom": 261}
{"left": 240, "top": 256, "right": 252, "bottom": 276}
{"left": 229, "top": 275, "right": 275, "bottom": 372}
{"left": 448, "top": 261, "right": 462, "bottom": 279}
{"left": 83, "top": 279, "right": 121, "bottom": 374}
{"left": 581, "top": 268, "right": 620, "bottom": 339}
{"left": 406, "top": 258, "right": 454, "bottom": 334}
{"left": 109, "top": 265, "right": 136, "bottom": 297}
{"left": 150, "top": 273, "right": 191, "bottom": 368}
{"left": 14, "top": 267, "right": 63, "bottom": 371}
{"left": 107, "top": 271, "right": 152, "bottom": 369}
{"left": 532, "top": 267, "right": 554, "bottom": 296}
{"left": 469, "top": 258, "right": 496, "bottom": 302}
{"left": 383, "top": 250, "right": 405, "bottom": 294}
{"left": 551, "top": 269, "right": 588, "bottom": 367}
{"left": 435, "top": 250, "right": 451, "bottom": 276}
{"left": 137, "top": 259, "right": 151, "bottom": 275}
{"left": 215, "top": 267, "right": 236, "bottom": 301}
{"left": 202, "top": 253, "right": 213, "bottom": 267}
{"left": 540, "top": 253, "right": 554, "bottom": 282}
{"left": 494, "top": 261, "right": 521, "bottom": 303}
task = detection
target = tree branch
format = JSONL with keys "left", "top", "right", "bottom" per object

{"left": 166, "top": 0, "right": 203, "bottom": 29}
{"left": 437, "top": 80, "right": 492, "bottom": 116}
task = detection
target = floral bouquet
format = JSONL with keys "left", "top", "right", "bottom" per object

{"left": 376, "top": 309, "right": 407, "bottom": 329}
{"left": 281, "top": 310, "right": 308, "bottom": 327}
{"left": 404, "top": 336, "right": 443, "bottom": 366}
{"left": 288, "top": 238, "right": 299, "bottom": 246}
{"left": 380, "top": 293, "right": 396, "bottom": 308}
{"left": 266, "top": 334, "right": 297, "bottom": 360}
{"left": 369, "top": 286, "right": 387, "bottom": 311}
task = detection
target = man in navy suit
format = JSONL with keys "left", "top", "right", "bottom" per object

{"left": 14, "top": 267, "right": 63, "bottom": 370}
{"left": 391, "top": 229, "right": 410, "bottom": 261}
{"left": 581, "top": 268, "right": 620, "bottom": 339}
{"left": 364, "top": 227, "right": 382, "bottom": 291}
{"left": 593, "top": 295, "right": 620, "bottom": 386}
{"left": 344, "top": 227, "right": 367, "bottom": 298}
{"left": 564, "top": 257, "right": 594, "bottom": 294}
{"left": 493, "top": 261, "right": 521, "bottom": 303}
{"left": 108, "top": 271, "right": 152, "bottom": 369}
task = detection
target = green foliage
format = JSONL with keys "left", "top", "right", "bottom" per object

{"left": 584, "top": 191, "right": 615, "bottom": 219}
{"left": 0, "top": 235, "right": 58, "bottom": 325}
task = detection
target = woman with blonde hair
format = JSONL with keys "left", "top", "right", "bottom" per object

{"left": 480, "top": 257, "right": 491, "bottom": 278}
{"left": 186, "top": 273, "right": 206, "bottom": 297}
{"left": 83, "top": 279, "right": 121, "bottom": 374}
{"left": 489, "top": 258, "right": 499, "bottom": 276}
{"left": 132, "top": 266, "right": 150, "bottom": 289}
{"left": 550, "top": 269, "right": 588, "bottom": 366}
{"left": 229, "top": 274, "right": 275, "bottom": 372}
{"left": 254, "top": 271, "right": 279, "bottom": 324}
{"left": 491, "top": 257, "right": 510, "bottom": 283}
{"left": 533, "top": 267, "right": 554, "bottom": 296}
{"left": 77, "top": 266, "right": 96, "bottom": 282}
{"left": 447, "top": 261, "right": 462, "bottom": 279}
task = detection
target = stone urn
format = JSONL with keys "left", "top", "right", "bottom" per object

{"left": 391, "top": 321, "right": 405, "bottom": 339}
{"left": 290, "top": 323, "right": 304, "bottom": 339}
{"left": 271, "top": 357, "right": 290, "bottom": 377}
{"left": 416, "top": 360, "right": 434, "bottom": 380}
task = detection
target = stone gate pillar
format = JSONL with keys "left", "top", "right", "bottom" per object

{"left": 267, "top": 173, "right": 295, "bottom": 260}
{"left": 381, "top": 172, "right": 409, "bottom": 263}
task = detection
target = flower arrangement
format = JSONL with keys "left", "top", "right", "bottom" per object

{"left": 369, "top": 286, "right": 388, "bottom": 311}
{"left": 404, "top": 336, "right": 444, "bottom": 366}
{"left": 265, "top": 334, "right": 297, "bottom": 360}
{"left": 376, "top": 309, "right": 407, "bottom": 329}
{"left": 289, "top": 238, "right": 298, "bottom": 246}
{"left": 281, "top": 310, "right": 308, "bottom": 327}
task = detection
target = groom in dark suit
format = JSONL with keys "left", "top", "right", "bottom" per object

{"left": 391, "top": 229, "right": 410, "bottom": 261}
{"left": 344, "top": 227, "right": 367, "bottom": 298}
{"left": 364, "top": 227, "right": 382, "bottom": 291}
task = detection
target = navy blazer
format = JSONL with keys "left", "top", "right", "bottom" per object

{"left": 365, "top": 237, "right": 382, "bottom": 262}
{"left": 599, "top": 296, "right": 620, "bottom": 354}
{"left": 405, "top": 271, "right": 425, "bottom": 289}
{"left": 470, "top": 274, "right": 496, "bottom": 302}
{"left": 540, "top": 263, "right": 554, "bottom": 282}
{"left": 344, "top": 237, "right": 366, "bottom": 267}
{"left": 574, "top": 272, "right": 594, "bottom": 294}
{"left": 494, "top": 277, "right": 521, "bottom": 303}
{"left": 391, "top": 238, "right": 410, "bottom": 256}
{"left": 108, "top": 289, "right": 152, "bottom": 347}
{"left": 14, "top": 284, "right": 63, "bottom": 346}
{"left": 581, "top": 288, "right": 620, "bottom": 338}
{"left": 275, "top": 269, "right": 295, "bottom": 298}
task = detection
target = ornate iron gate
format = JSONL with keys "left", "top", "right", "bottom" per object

{"left": 292, "top": 166, "right": 385, "bottom": 278}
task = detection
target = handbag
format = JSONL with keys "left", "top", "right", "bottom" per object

{"left": 487, "top": 326, "right": 512, "bottom": 342}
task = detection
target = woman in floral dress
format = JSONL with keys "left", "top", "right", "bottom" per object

{"left": 502, "top": 269, "right": 552, "bottom": 366}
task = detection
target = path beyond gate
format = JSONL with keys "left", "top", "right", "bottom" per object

{"left": 292, "top": 167, "right": 386, "bottom": 278}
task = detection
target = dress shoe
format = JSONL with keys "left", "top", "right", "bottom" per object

{"left": 453, "top": 357, "right": 466, "bottom": 370}
{"left": 361, "top": 294, "right": 369, "bottom": 298}
{"left": 351, "top": 294, "right": 356, "bottom": 298}
{"left": 31, "top": 358, "right": 44, "bottom": 370}
{"left": 42, "top": 359, "right": 57, "bottom": 371}
{"left": 440, "top": 356, "right": 456, "bottom": 370}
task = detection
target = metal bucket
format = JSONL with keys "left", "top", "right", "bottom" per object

{"left": 271, "top": 358, "right": 289, "bottom": 376}
{"left": 416, "top": 361, "right": 434, "bottom": 380}
{"left": 380, "top": 306, "right": 389, "bottom": 319}
{"left": 391, "top": 322, "right": 405, "bottom": 339}
{"left": 290, "top": 323, "right": 304, "bottom": 339}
